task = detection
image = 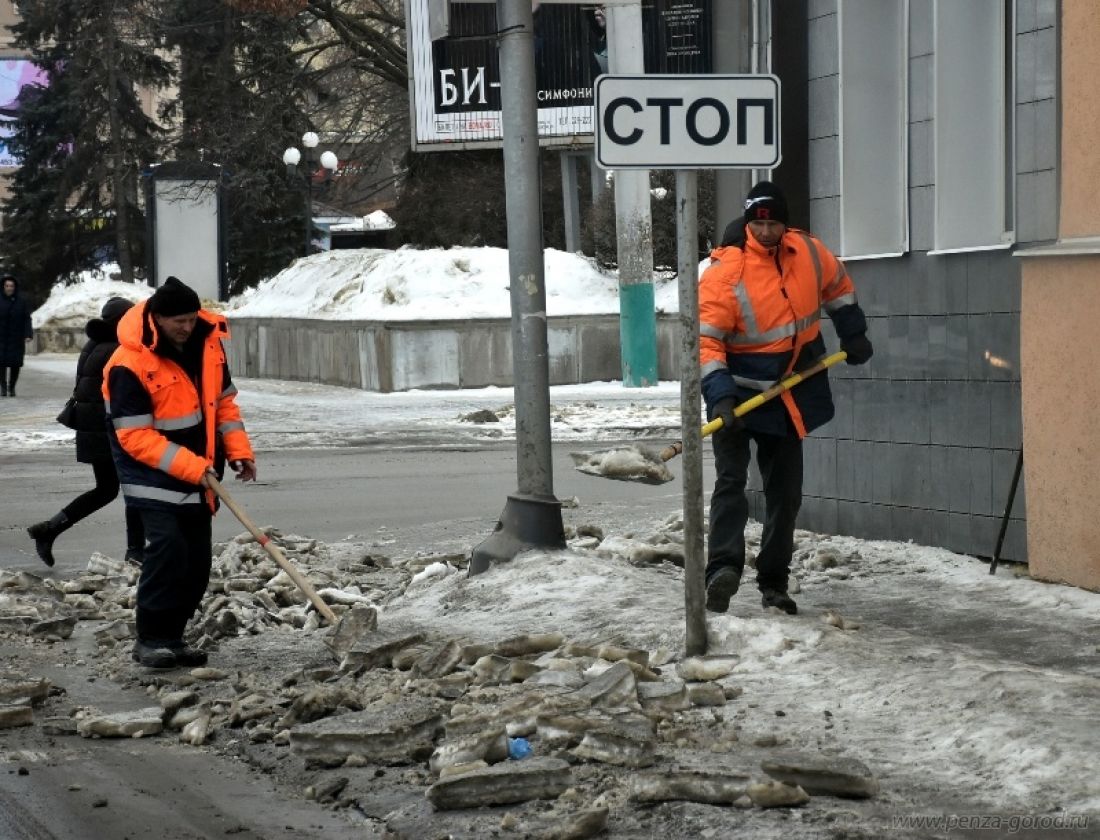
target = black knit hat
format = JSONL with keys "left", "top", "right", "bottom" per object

{"left": 100, "top": 297, "right": 134, "bottom": 322}
{"left": 148, "top": 276, "right": 200, "bottom": 316}
{"left": 743, "top": 180, "right": 789, "bottom": 225}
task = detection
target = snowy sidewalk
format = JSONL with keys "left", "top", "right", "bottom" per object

{"left": 382, "top": 514, "right": 1099, "bottom": 833}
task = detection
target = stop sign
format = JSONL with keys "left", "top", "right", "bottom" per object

{"left": 595, "top": 74, "right": 782, "bottom": 170}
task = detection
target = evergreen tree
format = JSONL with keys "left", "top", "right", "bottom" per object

{"left": 1, "top": 0, "right": 171, "bottom": 298}
{"left": 158, "top": 0, "right": 321, "bottom": 293}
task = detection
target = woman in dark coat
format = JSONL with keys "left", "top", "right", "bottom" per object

{"left": 0, "top": 273, "right": 33, "bottom": 396}
{"left": 28, "top": 297, "right": 144, "bottom": 567}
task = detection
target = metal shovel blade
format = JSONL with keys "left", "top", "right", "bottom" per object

{"left": 569, "top": 445, "right": 675, "bottom": 485}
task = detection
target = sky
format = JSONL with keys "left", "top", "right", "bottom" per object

{"left": 17, "top": 251, "right": 1100, "bottom": 827}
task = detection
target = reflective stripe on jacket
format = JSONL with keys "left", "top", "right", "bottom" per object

{"left": 102, "top": 303, "right": 253, "bottom": 512}
{"left": 699, "top": 227, "right": 867, "bottom": 438}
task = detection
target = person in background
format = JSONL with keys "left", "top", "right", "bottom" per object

{"left": 0, "top": 273, "right": 33, "bottom": 396}
{"left": 104, "top": 277, "right": 256, "bottom": 669}
{"left": 699, "top": 181, "right": 873, "bottom": 615}
{"left": 28, "top": 298, "right": 145, "bottom": 567}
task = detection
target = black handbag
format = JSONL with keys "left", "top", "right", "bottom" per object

{"left": 56, "top": 396, "right": 78, "bottom": 429}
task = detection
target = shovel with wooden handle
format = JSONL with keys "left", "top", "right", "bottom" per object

{"left": 206, "top": 475, "right": 339, "bottom": 625}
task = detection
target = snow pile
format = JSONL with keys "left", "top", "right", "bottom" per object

{"left": 331, "top": 209, "right": 396, "bottom": 232}
{"left": 221, "top": 246, "right": 683, "bottom": 321}
{"left": 383, "top": 547, "right": 689, "bottom": 653}
{"left": 570, "top": 443, "right": 675, "bottom": 484}
{"left": 31, "top": 264, "right": 153, "bottom": 329}
{"left": 32, "top": 246, "right": 706, "bottom": 328}
{"left": 361, "top": 516, "right": 1100, "bottom": 814}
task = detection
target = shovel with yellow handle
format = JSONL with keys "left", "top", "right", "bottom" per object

{"left": 570, "top": 351, "right": 848, "bottom": 484}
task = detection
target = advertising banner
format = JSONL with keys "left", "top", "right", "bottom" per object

{"left": 406, "top": 0, "right": 711, "bottom": 150}
{"left": 0, "top": 60, "right": 49, "bottom": 168}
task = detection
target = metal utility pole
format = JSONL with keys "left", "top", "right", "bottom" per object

{"left": 676, "top": 170, "right": 706, "bottom": 655}
{"left": 606, "top": 1, "right": 658, "bottom": 387}
{"left": 469, "top": 0, "right": 565, "bottom": 575}
{"left": 304, "top": 156, "right": 314, "bottom": 257}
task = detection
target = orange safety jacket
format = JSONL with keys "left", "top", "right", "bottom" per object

{"left": 102, "top": 302, "right": 253, "bottom": 512}
{"left": 699, "top": 226, "right": 867, "bottom": 438}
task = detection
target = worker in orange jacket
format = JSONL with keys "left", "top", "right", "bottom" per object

{"left": 700, "top": 181, "right": 872, "bottom": 615}
{"left": 104, "top": 277, "right": 256, "bottom": 668}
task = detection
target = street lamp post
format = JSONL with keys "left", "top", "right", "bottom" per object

{"left": 282, "top": 131, "right": 338, "bottom": 256}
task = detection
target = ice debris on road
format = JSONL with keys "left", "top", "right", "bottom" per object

{"left": 2, "top": 514, "right": 1099, "bottom": 837}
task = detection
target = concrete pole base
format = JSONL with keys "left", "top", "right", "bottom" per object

{"left": 468, "top": 493, "right": 566, "bottom": 576}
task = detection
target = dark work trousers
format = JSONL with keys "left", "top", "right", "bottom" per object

{"left": 706, "top": 424, "right": 804, "bottom": 592}
{"left": 136, "top": 506, "right": 213, "bottom": 643}
{"left": 61, "top": 461, "right": 144, "bottom": 549}
{"left": 0, "top": 365, "right": 18, "bottom": 390}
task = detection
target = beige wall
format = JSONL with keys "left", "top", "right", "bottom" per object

{"left": 1021, "top": 1, "right": 1100, "bottom": 590}
{"left": 1059, "top": 2, "right": 1100, "bottom": 237}
{"left": 1021, "top": 260, "right": 1100, "bottom": 590}
{"left": 0, "top": 2, "right": 20, "bottom": 37}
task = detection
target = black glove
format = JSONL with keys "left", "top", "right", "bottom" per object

{"left": 842, "top": 332, "right": 874, "bottom": 365}
{"left": 710, "top": 397, "right": 744, "bottom": 434}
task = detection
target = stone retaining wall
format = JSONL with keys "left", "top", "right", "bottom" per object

{"left": 31, "top": 329, "right": 82, "bottom": 354}
{"left": 33, "top": 315, "right": 683, "bottom": 390}
{"left": 222, "top": 315, "right": 682, "bottom": 391}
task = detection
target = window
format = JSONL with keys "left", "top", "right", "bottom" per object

{"left": 838, "top": 0, "right": 909, "bottom": 259}
{"left": 932, "top": 0, "right": 1014, "bottom": 252}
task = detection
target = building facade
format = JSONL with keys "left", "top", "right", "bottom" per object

{"left": 1017, "top": 1, "right": 1100, "bottom": 590}
{"left": 746, "top": 0, "right": 1076, "bottom": 581}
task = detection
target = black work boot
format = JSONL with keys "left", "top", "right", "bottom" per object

{"left": 705, "top": 568, "right": 742, "bottom": 613}
{"left": 27, "top": 512, "right": 71, "bottom": 567}
{"left": 760, "top": 588, "right": 798, "bottom": 615}
{"left": 132, "top": 640, "right": 179, "bottom": 669}
{"left": 168, "top": 642, "right": 208, "bottom": 667}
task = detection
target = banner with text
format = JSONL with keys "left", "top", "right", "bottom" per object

{"left": 406, "top": 0, "right": 712, "bottom": 150}
{"left": 0, "top": 60, "right": 50, "bottom": 169}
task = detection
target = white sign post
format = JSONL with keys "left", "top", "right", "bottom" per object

{"left": 594, "top": 73, "right": 781, "bottom": 655}
{"left": 595, "top": 74, "right": 780, "bottom": 169}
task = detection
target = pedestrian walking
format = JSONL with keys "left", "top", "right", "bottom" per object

{"left": 104, "top": 277, "right": 257, "bottom": 669}
{"left": 700, "top": 181, "right": 873, "bottom": 615}
{"left": 28, "top": 298, "right": 145, "bottom": 567}
{"left": 0, "top": 272, "right": 33, "bottom": 396}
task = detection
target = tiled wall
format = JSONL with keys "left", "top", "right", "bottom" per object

{"left": 749, "top": 0, "right": 1057, "bottom": 561}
